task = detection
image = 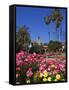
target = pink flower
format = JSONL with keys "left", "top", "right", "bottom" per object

{"left": 47, "top": 60, "right": 54, "bottom": 65}
{"left": 39, "top": 64, "right": 46, "bottom": 72}
{"left": 22, "top": 61, "right": 28, "bottom": 66}
{"left": 47, "top": 66, "right": 51, "bottom": 71}
{"left": 16, "top": 67, "right": 20, "bottom": 71}
{"left": 53, "top": 70, "right": 58, "bottom": 75}
{"left": 59, "top": 63, "right": 65, "bottom": 72}
{"left": 33, "top": 52, "right": 37, "bottom": 57}
{"left": 40, "top": 58, "right": 46, "bottom": 64}
{"left": 24, "top": 58, "right": 28, "bottom": 62}
{"left": 16, "top": 60, "right": 23, "bottom": 66}
{"left": 16, "top": 74, "right": 20, "bottom": 78}
{"left": 26, "top": 68, "right": 33, "bottom": 77}
{"left": 16, "top": 50, "right": 66, "bottom": 81}
{"left": 59, "top": 63, "right": 65, "bottom": 68}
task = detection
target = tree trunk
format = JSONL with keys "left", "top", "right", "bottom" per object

{"left": 56, "top": 27, "right": 58, "bottom": 41}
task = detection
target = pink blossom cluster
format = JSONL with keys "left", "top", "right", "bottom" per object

{"left": 16, "top": 50, "right": 66, "bottom": 83}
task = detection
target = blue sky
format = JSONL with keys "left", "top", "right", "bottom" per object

{"left": 16, "top": 6, "right": 66, "bottom": 43}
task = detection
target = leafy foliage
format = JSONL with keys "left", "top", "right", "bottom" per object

{"left": 44, "top": 9, "right": 63, "bottom": 41}
{"left": 29, "top": 44, "right": 45, "bottom": 54}
{"left": 48, "top": 40, "right": 62, "bottom": 52}
{"left": 16, "top": 25, "right": 31, "bottom": 52}
{"left": 45, "top": 9, "right": 63, "bottom": 28}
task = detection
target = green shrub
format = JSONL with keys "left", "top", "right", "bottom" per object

{"left": 48, "top": 40, "right": 62, "bottom": 52}
{"left": 29, "top": 45, "right": 45, "bottom": 54}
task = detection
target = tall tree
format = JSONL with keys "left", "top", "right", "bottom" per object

{"left": 44, "top": 15, "right": 51, "bottom": 41}
{"left": 16, "top": 25, "right": 31, "bottom": 52}
{"left": 44, "top": 9, "right": 63, "bottom": 41}
{"left": 48, "top": 31, "right": 50, "bottom": 41}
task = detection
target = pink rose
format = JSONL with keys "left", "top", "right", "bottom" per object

{"left": 53, "top": 70, "right": 58, "bottom": 75}
{"left": 39, "top": 64, "right": 46, "bottom": 72}
{"left": 16, "top": 74, "right": 20, "bottom": 78}
{"left": 26, "top": 68, "right": 33, "bottom": 77}
{"left": 47, "top": 60, "right": 54, "bottom": 65}
{"left": 16, "top": 67, "right": 20, "bottom": 71}
{"left": 59, "top": 63, "right": 65, "bottom": 69}
{"left": 47, "top": 66, "right": 51, "bottom": 71}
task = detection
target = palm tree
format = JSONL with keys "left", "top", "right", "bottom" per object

{"left": 52, "top": 9, "right": 63, "bottom": 41}
{"left": 44, "top": 9, "right": 63, "bottom": 41}
{"left": 63, "top": 31, "right": 66, "bottom": 43}
{"left": 48, "top": 31, "right": 50, "bottom": 41}
{"left": 44, "top": 15, "right": 51, "bottom": 42}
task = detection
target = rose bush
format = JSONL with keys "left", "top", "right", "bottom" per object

{"left": 16, "top": 50, "right": 66, "bottom": 84}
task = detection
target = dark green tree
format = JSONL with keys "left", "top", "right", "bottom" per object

{"left": 48, "top": 40, "right": 62, "bottom": 52}
{"left": 29, "top": 44, "right": 45, "bottom": 54}
{"left": 16, "top": 25, "right": 31, "bottom": 52}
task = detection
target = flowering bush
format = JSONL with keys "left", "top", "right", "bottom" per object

{"left": 16, "top": 51, "right": 66, "bottom": 84}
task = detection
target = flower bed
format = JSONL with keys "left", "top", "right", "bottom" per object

{"left": 16, "top": 51, "right": 66, "bottom": 84}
